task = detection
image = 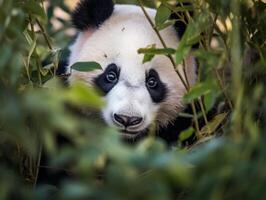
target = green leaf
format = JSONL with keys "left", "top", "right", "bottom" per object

{"left": 138, "top": 46, "right": 175, "bottom": 63}
{"left": 0, "top": 46, "right": 12, "bottom": 71}
{"left": 26, "top": 34, "right": 37, "bottom": 71}
{"left": 200, "top": 113, "right": 228, "bottom": 136}
{"left": 143, "top": 54, "right": 155, "bottom": 64}
{"left": 155, "top": 4, "right": 172, "bottom": 26}
{"left": 175, "top": 12, "right": 210, "bottom": 65}
{"left": 179, "top": 127, "right": 194, "bottom": 142}
{"left": 183, "top": 82, "right": 213, "bottom": 103}
{"left": 65, "top": 82, "right": 104, "bottom": 109}
{"left": 71, "top": 62, "right": 101, "bottom": 72}
{"left": 171, "top": 5, "right": 194, "bottom": 12}
{"left": 138, "top": 47, "right": 176, "bottom": 55}
{"left": 156, "top": 20, "right": 176, "bottom": 31}
{"left": 163, "top": 2, "right": 194, "bottom": 12}
{"left": 204, "top": 91, "right": 217, "bottom": 112}
{"left": 175, "top": 42, "right": 191, "bottom": 65}
{"left": 23, "top": 0, "right": 47, "bottom": 23}
{"left": 43, "top": 131, "right": 56, "bottom": 154}
{"left": 194, "top": 49, "right": 221, "bottom": 70}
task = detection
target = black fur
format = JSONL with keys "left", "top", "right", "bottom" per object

{"left": 55, "top": 55, "right": 70, "bottom": 86}
{"left": 170, "top": 2, "right": 199, "bottom": 49}
{"left": 146, "top": 69, "right": 168, "bottom": 103}
{"left": 170, "top": 13, "right": 187, "bottom": 40}
{"left": 94, "top": 63, "right": 120, "bottom": 94}
{"left": 72, "top": 0, "right": 114, "bottom": 30}
{"left": 157, "top": 106, "right": 195, "bottom": 146}
{"left": 55, "top": 60, "right": 68, "bottom": 76}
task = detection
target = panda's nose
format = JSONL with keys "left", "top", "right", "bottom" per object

{"left": 113, "top": 113, "right": 143, "bottom": 127}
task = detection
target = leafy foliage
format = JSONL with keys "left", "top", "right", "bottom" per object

{"left": 0, "top": 0, "right": 266, "bottom": 200}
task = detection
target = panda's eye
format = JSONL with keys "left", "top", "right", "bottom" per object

{"left": 146, "top": 77, "right": 158, "bottom": 88}
{"left": 106, "top": 71, "right": 118, "bottom": 83}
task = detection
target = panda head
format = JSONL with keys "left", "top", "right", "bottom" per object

{"left": 68, "top": 0, "right": 197, "bottom": 139}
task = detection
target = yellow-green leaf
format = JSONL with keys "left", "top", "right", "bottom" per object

{"left": 155, "top": 4, "right": 172, "bottom": 26}
{"left": 200, "top": 113, "right": 228, "bottom": 136}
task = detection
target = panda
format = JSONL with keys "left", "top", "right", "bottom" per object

{"left": 64, "top": 0, "right": 198, "bottom": 145}
{"left": 38, "top": 0, "right": 200, "bottom": 187}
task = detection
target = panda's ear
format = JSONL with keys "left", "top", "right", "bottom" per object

{"left": 72, "top": 0, "right": 114, "bottom": 31}
{"left": 170, "top": 2, "right": 199, "bottom": 49}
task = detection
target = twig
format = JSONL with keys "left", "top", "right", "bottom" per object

{"left": 213, "top": 51, "right": 233, "bottom": 111}
{"left": 215, "top": 69, "right": 233, "bottom": 110}
{"left": 180, "top": 2, "right": 193, "bottom": 23}
{"left": 208, "top": 14, "right": 218, "bottom": 47}
{"left": 29, "top": 15, "right": 42, "bottom": 85}
{"left": 36, "top": 18, "right": 59, "bottom": 75}
{"left": 191, "top": 100, "right": 200, "bottom": 136}
{"left": 36, "top": 18, "right": 53, "bottom": 50}
{"left": 34, "top": 144, "right": 42, "bottom": 188}
{"left": 198, "top": 97, "right": 210, "bottom": 133}
{"left": 214, "top": 23, "right": 229, "bottom": 55}
{"left": 183, "top": 60, "right": 204, "bottom": 136}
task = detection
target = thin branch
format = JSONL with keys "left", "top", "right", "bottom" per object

{"left": 163, "top": 3, "right": 188, "bottom": 25}
{"left": 180, "top": 2, "right": 194, "bottom": 23}
{"left": 36, "top": 18, "right": 60, "bottom": 76}
{"left": 191, "top": 100, "right": 200, "bottom": 136}
{"left": 198, "top": 97, "right": 210, "bottom": 133}
{"left": 182, "top": 59, "right": 203, "bottom": 137}
{"left": 29, "top": 15, "right": 42, "bottom": 85}
{"left": 208, "top": 14, "right": 218, "bottom": 47}
{"left": 36, "top": 18, "right": 53, "bottom": 50}
{"left": 33, "top": 144, "right": 42, "bottom": 188}
{"left": 215, "top": 69, "right": 233, "bottom": 110}
{"left": 214, "top": 23, "right": 229, "bottom": 55}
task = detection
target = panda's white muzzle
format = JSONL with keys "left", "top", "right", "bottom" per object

{"left": 102, "top": 80, "right": 158, "bottom": 138}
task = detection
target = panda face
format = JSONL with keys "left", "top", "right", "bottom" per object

{"left": 93, "top": 63, "right": 168, "bottom": 137}
{"left": 68, "top": 3, "right": 197, "bottom": 139}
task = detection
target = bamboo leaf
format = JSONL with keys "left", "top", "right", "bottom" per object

{"left": 65, "top": 83, "right": 105, "bottom": 109}
{"left": 71, "top": 62, "right": 101, "bottom": 72}
{"left": 183, "top": 82, "right": 214, "bottom": 103}
{"left": 155, "top": 4, "right": 172, "bottom": 26}
{"left": 156, "top": 20, "right": 176, "bottom": 31}
{"left": 175, "top": 42, "right": 191, "bottom": 65}
{"left": 200, "top": 113, "right": 228, "bottom": 136}
{"left": 179, "top": 127, "right": 194, "bottom": 142}
{"left": 138, "top": 46, "right": 175, "bottom": 63}
{"left": 138, "top": 47, "right": 176, "bottom": 55}
{"left": 143, "top": 54, "right": 155, "bottom": 64}
{"left": 23, "top": 0, "right": 47, "bottom": 23}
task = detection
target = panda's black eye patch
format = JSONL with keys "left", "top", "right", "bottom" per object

{"left": 94, "top": 63, "right": 120, "bottom": 94}
{"left": 146, "top": 69, "right": 167, "bottom": 103}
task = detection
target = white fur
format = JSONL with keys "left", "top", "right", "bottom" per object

{"left": 68, "top": 5, "right": 197, "bottom": 136}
